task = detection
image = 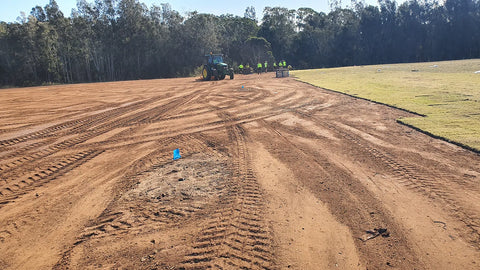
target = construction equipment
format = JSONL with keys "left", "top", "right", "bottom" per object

{"left": 202, "top": 53, "right": 234, "bottom": 81}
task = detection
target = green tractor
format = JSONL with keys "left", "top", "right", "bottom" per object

{"left": 202, "top": 53, "right": 234, "bottom": 81}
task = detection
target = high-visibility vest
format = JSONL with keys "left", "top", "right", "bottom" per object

{"left": 273, "top": 62, "right": 277, "bottom": 67}
{"left": 283, "top": 60, "right": 286, "bottom": 66}
{"left": 264, "top": 62, "right": 268, "bottom": 68}
{"left": 278, "top": 62, "right": 283, "bottom": 67}
{"left": 257, "top": 63, "right": 262, "bottom": 68}
{"left": 239, "top": 64, "right": 244, "bottom": 69}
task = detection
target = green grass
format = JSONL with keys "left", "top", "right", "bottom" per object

{"left": 292, "top": 59, "right": 480, "bottom": 152}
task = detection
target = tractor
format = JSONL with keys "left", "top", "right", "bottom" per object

{"left": 202, "top": 53, "right": 234, "bottom": 81}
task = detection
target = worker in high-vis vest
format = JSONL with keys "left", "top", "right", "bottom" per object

{"left": 273, "top": 62, "right": 277, "bottom": 70}
{"left": 264, "top": 61, "right": 268, "bottom": 72}
{"left": 283, "top": 60, "right": 286, "bottom": 67}
{"left": 238, "top": 64, "right": 244, "bottom": 74}
{"left": 278, "top": 61, "right": 283, "bottom": 68}
{"left": 257, "top": 62, "right": 262, "bottom": 74}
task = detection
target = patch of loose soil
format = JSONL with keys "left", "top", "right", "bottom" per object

{"left": 57, "top": 153, "right": 231, "bottom": 269}
{"left": 0, "top": 74, "right": 479, "bottom": 269}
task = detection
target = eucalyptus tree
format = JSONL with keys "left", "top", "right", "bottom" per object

{"left": 258, "top": 7, "right": 297, "bottom": 61}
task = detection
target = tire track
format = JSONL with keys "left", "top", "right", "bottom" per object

{"left": 321, "top": 121, "right": 480, "bottom": 248}
{"left": 291, "top": 108, "right": 480, "bottom": 248}
{"left": 0, "top": 150, "right": 104, "bottom": 206}
{"left": 139, "top": 85, "right": 315, "bottom": 145}
{"left": 0, "top": 93, "right": 200, "bottom": 181}
{"left": 0, "top": 96, "right": 189, "bottom": 206}
{"left": 179, "top": 113, "right": 273, "bottom": 269}
{"left": 124, "top": 85, "right": 207, "bottom": 126}
{"left": 0, "top": 101, "right": 131, "bottom": 147}
{"left": 0, "top": 97, "right": 160, "bottom": 149}
{"left": 257, "top": 118, "right": 423, "bottom": 269}
{"left": 154, "top": 88, "right": 273, "bottom": 125}
{"left": 0, "top": 96, "right": 165, "bottom": 162}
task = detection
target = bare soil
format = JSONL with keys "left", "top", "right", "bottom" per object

{"left": 0, "top": 74, "right": 479, "bottom": 269}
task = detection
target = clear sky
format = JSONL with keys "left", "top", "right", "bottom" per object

{"left": 0, "top": 0, "right": 384, "bottom": 23}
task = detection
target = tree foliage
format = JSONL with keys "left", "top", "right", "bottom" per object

{"left": 1, "top": 0, "right": 479, "bottom": 86}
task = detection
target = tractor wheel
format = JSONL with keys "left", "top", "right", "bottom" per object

{"left": 202, "top": 66, "right": 211, "bottom": 81}
{"left": 230, "top": 73, "right": 234, "bottom": 80}
{"left": 219, "top": 74, "right": 226, "bottom": 80}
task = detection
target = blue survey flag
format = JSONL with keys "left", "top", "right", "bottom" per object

{"left": 173, "top": 148, "right": 181, "bottom": 160}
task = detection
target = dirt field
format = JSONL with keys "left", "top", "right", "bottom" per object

{"left": 0, "top": 74, "right": 479, "bottom": 269}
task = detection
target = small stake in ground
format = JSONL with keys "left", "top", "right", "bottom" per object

{"left": 173, "top": 148, "right": 181, "bottom": 160}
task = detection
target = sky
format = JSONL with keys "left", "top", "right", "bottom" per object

{"left": 0, "top": 0, "right": 382, "bottom": 23}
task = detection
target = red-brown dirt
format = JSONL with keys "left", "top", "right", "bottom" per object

{"left": 0, "top": 74, "right": 479, "bottom": 269}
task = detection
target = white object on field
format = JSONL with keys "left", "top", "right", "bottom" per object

{"left": 474, "top": 70, "right": 480, "bottom": 74}
{"left": 430, "top": 65, "right": 438, "bottom": 68}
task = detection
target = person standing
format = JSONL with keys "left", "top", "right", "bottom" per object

{"left": 264, "top": 61, "right": 268, "bottom": 73}
{"left": 257, "top": 62, "right": 262, "bottom": 74}
{"left": 238, "top": 64, "right": 244, "bottom": 74}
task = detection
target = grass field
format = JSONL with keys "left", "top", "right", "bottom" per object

{"left": 293, "top": 59, "right": 480, "bottom": 152}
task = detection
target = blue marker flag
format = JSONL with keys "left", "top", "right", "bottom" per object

{"left": 173, "top": 148, "right": 181, "bottom": 160}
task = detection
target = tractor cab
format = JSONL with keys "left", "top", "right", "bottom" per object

{"left": 207, "top": 54, "right": 224, "bottom": 65}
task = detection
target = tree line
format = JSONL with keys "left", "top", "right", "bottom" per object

{"left": 0, "top": 0, "right": 479, "bottom": 86}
